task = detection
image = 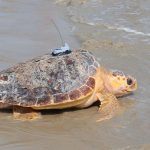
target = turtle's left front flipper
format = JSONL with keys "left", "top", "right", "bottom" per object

{"left": 96, "top": 92, "right": 120, "bottom": 122}
{"left": 13, "top": 106, "right": 41, "bottom": 121}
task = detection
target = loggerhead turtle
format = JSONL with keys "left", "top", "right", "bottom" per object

{"left": 0, "top": 49, "right": 137, "bottom": 121}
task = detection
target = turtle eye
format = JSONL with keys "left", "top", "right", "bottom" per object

{"left": 127, "top": 78, "right": 133, "bottom": 85}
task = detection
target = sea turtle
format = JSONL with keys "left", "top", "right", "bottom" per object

{"left": 0, "top": 49, "right": 137, "bottom": 121}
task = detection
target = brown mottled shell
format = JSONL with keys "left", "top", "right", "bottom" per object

{"left": 0, "top": 49, "right": 100, "bottom": 107}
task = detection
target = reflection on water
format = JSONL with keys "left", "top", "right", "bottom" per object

{"left": 0, "top": 0, "right": 150, "bottom": 150}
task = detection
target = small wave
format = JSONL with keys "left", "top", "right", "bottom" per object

{"left": 106, "top": 25, "right": 150, "bottom": 37}
{"left": 81, "top": 20, "right": 150, "bottom": 37}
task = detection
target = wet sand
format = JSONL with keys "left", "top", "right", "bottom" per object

{"left": 0, "top": 0, "right": 150, "bottom": 150}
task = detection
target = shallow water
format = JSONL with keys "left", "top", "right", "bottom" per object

{"left": 0, "top": 0, "right": 150, "bottom": 150}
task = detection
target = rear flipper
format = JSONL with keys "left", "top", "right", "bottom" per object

{"left": 13, "top": 106, "right": 41, "bottom": 121}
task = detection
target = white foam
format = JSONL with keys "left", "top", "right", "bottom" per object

{"left": 87, "top": 22, "right": 95, "bottom": 26}
{"left": 84, "top": 21, "right": 150, "bottom": 37}
{"left": 106, "top": 25, "right": 150, "bottom": 37}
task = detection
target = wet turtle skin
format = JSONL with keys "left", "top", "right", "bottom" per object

{"left": 0, "top": 50, "right": 100, "bottom": 107}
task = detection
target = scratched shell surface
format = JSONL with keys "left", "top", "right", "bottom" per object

{"left": 0, "top": 50, "right": 100, "bottom": 106}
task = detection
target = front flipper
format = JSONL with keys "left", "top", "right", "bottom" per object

{"left": 13, "top": 106, "right": 41, "bottom": 121}
{"left": 96, "top": 92, "right": 120, "bottom": 122}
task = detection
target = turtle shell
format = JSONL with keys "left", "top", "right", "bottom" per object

{"left": 0, "top": 49, "right": 100, "bottom": 107}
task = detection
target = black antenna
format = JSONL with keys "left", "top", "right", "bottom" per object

{"left": 51, "top": 19, "right": 64, "bottom": 46}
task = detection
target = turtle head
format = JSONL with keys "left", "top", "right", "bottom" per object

{"left": 106, "top": 70, "right": 137, "bottom": 97}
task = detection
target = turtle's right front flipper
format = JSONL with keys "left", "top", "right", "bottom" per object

{"left": 96, "top": 92, "right": 120, "bottom": 122}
